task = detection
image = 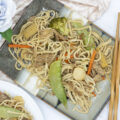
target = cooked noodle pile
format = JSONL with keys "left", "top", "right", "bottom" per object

{"left": 9, "top": 10, "right": 113, "bottom": 113}
{"left": 0, "top": 94, "right": 32, "bottom": 120}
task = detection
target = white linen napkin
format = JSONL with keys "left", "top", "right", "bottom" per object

{"left": 0, "top": 0, "right": 33, "bottom": 47}
{"left": 58, "top": 0, "right": 111, "bottom": 21}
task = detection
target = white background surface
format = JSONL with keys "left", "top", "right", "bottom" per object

{"left": 31, "top": 0, "right": 120, "bottom": 120}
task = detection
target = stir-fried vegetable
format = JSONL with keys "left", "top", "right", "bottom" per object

{"left": 73, "top": 67, "right": 86, "bottom": 81}
{"left": 87, "top": 50, "right": 97, "bottom": 75}
{"left": 72, "top": 22, "right": 83, "bottom": 30}
{"left": 0, "top": 106, "right": 29, "bottom": 119}
{"left": 72, "top": 22, "right": 95, "bottom": 50}
{"left": 49, "top": 60, "right": 67, "bottom": 106}
{"left": 100, "top": 52, "right": 108, "bottom": 68}
{"left": 83, "top": 35, "right": 95, "bottom": 50}
{"left": 49, "top": 17, "right": 69, "bottom": 35}
{"left": 23, "top": 23, "right": 38, "bottom": 40}
{"left": 14, "top": 96, "right": 24, "bottom": 103}
{"left": 78, "top": 30, "right": 95, "bottom": 50}
{"left": 8, "top": 44, "right": 32, "bottom": 48}
{"left": 92, "top": 92, "right": 96, "bottom": 97}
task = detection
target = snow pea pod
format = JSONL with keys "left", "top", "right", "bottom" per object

{"left": 49, "top": 60, "right": 67, "bottom": 106}
{"left": 0, "top": 105, "right": 28, "bottom": 119}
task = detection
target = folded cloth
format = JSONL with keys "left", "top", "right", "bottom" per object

{"left": 57, "top": 0, "right": 111, "bottom": 21}
{"left": 0, "top": 0, "right": 16, "bottom": 43}
{"left": 0, "top": 71, "right": 14, "bottom": 83}
{"left": 0, "top": 0, "right": 16, "bottom": 32}
{"left": 0, "top": 0, "right": 33, "bottom": 47}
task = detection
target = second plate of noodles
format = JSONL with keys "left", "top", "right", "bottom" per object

{"left": 8, "top": 10, "right": 113, "bottom": 113}
{"left": 0, "top": 80, "right": 44, "bottom": 120}
{"left": 0, "top": 92, "right": 32, "bottom": 120}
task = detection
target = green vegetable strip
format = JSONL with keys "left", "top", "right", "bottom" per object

{"left": 49, "top": 60, "right": 67, "bottom": 106}
{"left": 0, "top": 106, "right": 28, "bottom": 119}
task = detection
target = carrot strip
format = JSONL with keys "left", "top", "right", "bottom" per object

{"left": 70, "top": 43, "right": 74, "bottom": 47}
{"left": 92, "top": 92, "right": 96, "bottom": 97}
{"left": 70, "top": 49, "right": 73, "bottom": 52}
{"left": 102, "top": 76, "right": 105, "bottom": 80}
{"left": 65, "top": 52, "right": 68, "bottom": 56}
{"left": 64, "top": 60, "right": 69, "bottom": 64}
{"left": 70, "top": 55, "right": 74, "bottom": 59}
{"left": 8, "top": 44, "right": 32, "bottom": 48}
{"left": 56, "top": 57, "right": 58, "bottom": 61}
{"left": 65, "top": 50, "right": 73, "bottom": 57}
{"left": 87, "top": 50, "right": 96, "bottom": 75}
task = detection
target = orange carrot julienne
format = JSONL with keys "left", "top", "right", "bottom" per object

{"left": 70, "top": 49, "right": 73, "bottom": 52}
{"left": 87, "top": 50, "right": 96, "bottom": 75}
{"left": 8, "top": 44, "right": 32, "bottom": 48}
{"left": 65, "top": 60, "right": 69, "bottom": 64}
{"left": 65, "top": 50, "right": 72, "bottom": 57}
{"left": 65, "top": 52, "right": 68, "bottom": 56}
{"left": 92, "top": 92, "right": 96, "bottom": 97}
{"left": 102, "top": 76, "right": 105, "bottom": 80}
{"left": 70, "top": 43, "right": 74, "bottom": 47}
{"left": 70, "top": 55, "right": 74, "bottom": 59}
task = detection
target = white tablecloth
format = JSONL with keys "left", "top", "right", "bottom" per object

{"left": 32, "top": 0, "right": 120, "bottom": 120}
